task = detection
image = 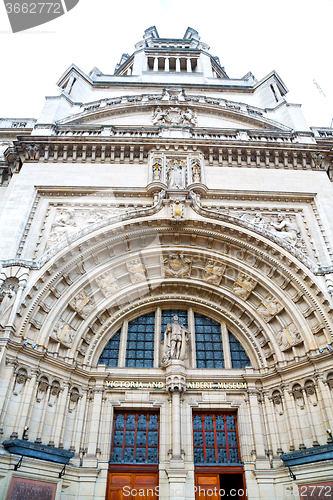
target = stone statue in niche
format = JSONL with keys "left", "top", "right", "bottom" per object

{"left": 13, "top": 369, "right": 28, "bottom": 396}
{"left": 166, "top": 159, "right": 186, "bottom": 189}
{"left": 0, "top": 281, "right": 17, "bottom": 325}
{"left": 51, "top": 318, "right": 76, "bottom": 347}
{"left": 292, "top": 385, "right": 305, "bottom": 409}
{"left": 272, "top": 391, "right": 284, "bottom": 415}
{"left": 162, "top": 315, "right": 191, "bottom": 365}
{"left": 270, "top": 214, "right": 300, "bottom": 246}
{"left": 152, "top": 157, "right": 163, "bottom": 182}
{"left": 36, "top": 377, "right": 49, "bottom": 403}
{"left": 191, "top": 158, "right": 201, "bottom": 183}
{"left": 203, "top": 260, "right": 225, "bottom": 285}
{"left": 127, "top": 259, "right": 146, "bottom": 283}
{"left": 96, "top": 271, "right": 120, "bottom": 297}
{"left": 256, "top": 293, "right": 283, "bottom": 322}
{"left": 305, "top": 383, "right": 318, "bottom": 406}
{"left": 69, "top": 290, "right": 95, "bottom": 319}
{"left": 232, "top": 272, "right": 257, "bottom": 300}
{"left": 163, "top": 253, "right": 191, "bottom": 278}
{"left": 276, "top": 323, "right": 302, "bottom": 351}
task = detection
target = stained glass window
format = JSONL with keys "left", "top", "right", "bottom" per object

{"left": 111, "top": 411, "right": 159, "bottom": 464}
{"left": 161, "top": 309, "right": 188, "bottom": 341}
{"left": 194, "top": 313, "right": 224, "bottom": 368}
{"left": 193, "top": 412, "right": 241, "bottom": 465}
{"left": 98, "top": 329, "right": 121, "bottom": 367}
{"left": 126, "top": 313, "right": 155, "bottom": 368}
{"left": 229, "top": 332, "right": 251, "bottom": 369}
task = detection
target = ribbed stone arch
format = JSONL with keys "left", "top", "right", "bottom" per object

{"left": 17, "top": 219, "right": 332, "bottom": 367}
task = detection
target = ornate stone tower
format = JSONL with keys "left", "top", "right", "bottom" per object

{"left": 1, "top": 26, "right": 333, "bottom": 500}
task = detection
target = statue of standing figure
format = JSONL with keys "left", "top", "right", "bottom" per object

{"left": 167, "top": 160, "right": 185, "bottom": 189}
{"left": 162, "top": 315, "right": 190, "bottom": 365}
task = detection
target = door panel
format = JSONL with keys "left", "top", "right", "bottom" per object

{"left": 195, "top": 473, "right": 220, "bottom": 500}
{"left": 107, "top": 472, "right": 158, "bottom": 500}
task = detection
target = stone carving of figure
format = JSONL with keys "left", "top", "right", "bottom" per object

{"left": 232, "top": 273, "right": 257, "bottom": 300}
{"left": 163, "top": 253, "right": 192, "bottom": 278}
{"left": 46, "top": 208, "right": 77, "bottom": 250}
{"left": 167, "top": 160, "right": 184, "bottom": 189}
{"left": 270, "top": 215, "right": 300, "bottom": 246}
{"left": 0, "top": 285, "right": 16, "bottom": 325}
{"left": 96, "top": 271, "right": 120, "bottom": 297}
{"left": 69, "top": 290, "right": 95, "bottom": 319}
{"left": 152, "top": 107, "right": 167, "bottom": 125}
{"left": 26, "top": 144, "right": 39, "bottom": 160}
{"left": 162, "top": 315, "right": 190, "bottom": 363}
{"left": 52, "top": 319, "right": 76, "bottom": 346}
{"left": 257, "top": 293, "right": 283, "bottom": 322}
{"left": 127, "top": 259, "right": 146, "bottom": 283}
{"left": 152, "top": 158, "right": 163, "bottom": 182}
{"left": 182, "top": 108, "right": 197, "bottom": 126}
{"left": 203, "top": 260, "right": 225, "bottom": 285}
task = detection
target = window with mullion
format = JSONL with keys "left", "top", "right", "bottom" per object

{"left": 193, "top": 412, "right": 241, "bottom": 465}
{"left": 194, "top": 313, "right": 224, "bottom": 369}
{"left": 111, "top": 411, "right": 159, "bottom": 464}
{"left": 126, "top": 312, "right": 155, "bottom": 367}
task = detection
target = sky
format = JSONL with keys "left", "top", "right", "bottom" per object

{"left": 0, "top": 0, "right": 332, "bottom": 128}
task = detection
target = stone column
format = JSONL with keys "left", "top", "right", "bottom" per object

{"left": 247, "top": 389, "right": 268, "bottom": 467}
{"left": 165, "top": 360, "right": 188, "bottom": 500}
{"left": 153, "top": 57, "right": 159, "bottom": 71}
{"left": 186, "top": 58, "right": 192, "bottom": 72}
{"left": 51, "top": 383, "right": 70, "bottom": 447}
{"left": 14, "top": 370, "right": 39, "bottom": 440}
{"left": 176, "top": 58, "right": 181, "bottom": 72}
{"left": 118, "top": 320, "right": 128, "bottom": 367}
{"left": 165, "top": 57, "right": 169, "bottom": 72}
{"left": 84, "top": 388, "right": 104, "bottom": 466}
{"left": 221, "top": 322, "right": 231, "bottom": 369}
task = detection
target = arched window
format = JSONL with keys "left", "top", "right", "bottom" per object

{"left": 229, "top": 332, "right": 251, "bottom": 369}
{"left": 195, "top": 313, "right": 224, "bottom": 369}
{"left": 126, "top": 312, "right": 155, "bottom": 368}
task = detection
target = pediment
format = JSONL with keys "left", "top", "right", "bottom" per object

{"left": 57, "top": 94, "right": 292, "bottom": 133}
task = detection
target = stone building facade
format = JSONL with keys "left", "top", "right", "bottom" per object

{"left": 1, "top": 26, "right": 333, "bottom": 500}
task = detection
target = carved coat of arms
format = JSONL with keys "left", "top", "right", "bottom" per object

{"left": 163, "top": 253, "right": 192, "bottom": 278}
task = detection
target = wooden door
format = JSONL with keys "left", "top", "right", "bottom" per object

{"left": 195, "top": 473, "right": 220, "bottom": 499}
{"left": 107, "top": 472, "right": 158, "bottom": 500}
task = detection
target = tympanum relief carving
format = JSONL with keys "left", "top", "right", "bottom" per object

{"left": 126, "top": 259, "right": 146, "bottom": 283}
{"left": 276, "top": 323, "right": 302, "bottom": 351}
{"left": 45, "top": 206, "right": 131, "bottom": 251}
